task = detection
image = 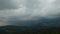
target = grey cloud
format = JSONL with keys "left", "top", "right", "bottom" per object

{"left": 0, "top": 0, "right": 20, "bottom": 10}
{"left": 0, "top": 0, "right": 60, "bottom": 26}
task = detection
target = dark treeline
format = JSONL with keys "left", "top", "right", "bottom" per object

{"left": 0, "top": 25, "right": 60, "bottom": 34}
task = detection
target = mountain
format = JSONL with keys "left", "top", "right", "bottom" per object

{"left": 7, "top": 17, "right": 60, "bottom": 26}
{"left": 0, "top": 17, "right": 59, "bottom": 34}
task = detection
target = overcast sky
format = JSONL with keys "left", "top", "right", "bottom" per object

{"left": 0, "top": 0, "right": 60, "bottom": 26}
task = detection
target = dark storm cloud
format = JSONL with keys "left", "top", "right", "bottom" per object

{"left": 0, "top": 0, "right": 60, "bottom": 26}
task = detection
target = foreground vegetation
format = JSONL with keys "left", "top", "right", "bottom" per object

{"left": 0, "top": 25, "right": 59, "bottom": 34}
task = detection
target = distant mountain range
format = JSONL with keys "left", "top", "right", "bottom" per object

{"left": 8, "top": 17, "right": 60, "bottom": 27}
{"left": 0, "top": 17, "right": 59, "bottom": 34}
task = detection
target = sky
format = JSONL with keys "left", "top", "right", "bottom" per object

{"left": 0, "top": 0, "right": 60, "bottom": 26}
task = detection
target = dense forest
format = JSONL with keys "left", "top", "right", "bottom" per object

{"left": 0, "top": 25, "right": 59, "bottom": 34}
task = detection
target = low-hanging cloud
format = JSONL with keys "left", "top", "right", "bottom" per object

{"left": 0, "top": 0, "right": 60, "bottom": 26}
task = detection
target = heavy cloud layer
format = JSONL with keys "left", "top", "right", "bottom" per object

{"left": 0, "top": 0, "right": 60, "bottom": 26}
